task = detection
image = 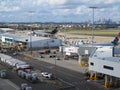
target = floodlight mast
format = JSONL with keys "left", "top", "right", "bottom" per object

{"left": 89, "top": 6, "right": 98, "bottom": 47}
{"left": 29, "top": 11, "right": 35, "bottom": 54}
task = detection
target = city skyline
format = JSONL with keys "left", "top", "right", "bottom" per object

{"left": 0, "top": 0, "right": 120, "bottom": 22}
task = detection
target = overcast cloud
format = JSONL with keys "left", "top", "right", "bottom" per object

{"left": 0, "top": 0, "right": 120, "bottom": 22}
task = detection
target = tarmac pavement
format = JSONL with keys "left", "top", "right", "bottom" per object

{"left": 0, "top": 78, "right": 19, "bottom": 90}
{"left": 23, "top": 51, "right": 88, "bottom": 74}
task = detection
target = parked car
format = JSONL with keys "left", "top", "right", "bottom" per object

{"left": 49, "top": 54, "right": 56, "bottom": 58}
{"left": 13, "top": 52, "right": 18, "bottom": 56}
{"left": 41, "top": 72, "right": 53, "bottom": 79}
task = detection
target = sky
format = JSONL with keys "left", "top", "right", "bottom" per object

{"left": 0, "top": 0, "right": 120, "bottom": 22}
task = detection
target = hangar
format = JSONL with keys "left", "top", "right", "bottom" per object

{"left": 0, "top": 28, "right": 15, "bottom": 33}
{"left": 0, "top": 33, "right": 62, "bottom": 50}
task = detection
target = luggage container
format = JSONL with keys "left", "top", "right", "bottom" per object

{"left": 21, "top": 83, "right": 32, "bottom": 90}
{"left": 16, "top": 64, "right": 30, "bottom": 69}
{"left": 17, "top": 70, "right": 39, "bottom": 83}
{"left": 0, "top": 54, "right": 12, "bottom": 62}
{"left": 0, "top": 70, "right": 7, "bottom": 78}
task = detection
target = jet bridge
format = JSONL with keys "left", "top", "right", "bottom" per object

{"left": 89, "top": 46, "right": 120, "bottom": 88}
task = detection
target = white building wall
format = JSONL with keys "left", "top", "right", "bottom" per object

{"left": 27, "top": 39, "right": 62, "bottom": 48}
{"left": 64, "top": 46, "right": 79, "bottom": 53}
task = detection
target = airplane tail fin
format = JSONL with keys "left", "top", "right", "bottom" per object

{"left": 50, "top": 27, "right": 58, "bottom": 34}
{"left": 111, "top": 32, "right": 120, "bottom": 46}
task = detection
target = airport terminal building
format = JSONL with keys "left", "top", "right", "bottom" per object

{"left": 0, "top": 33, "right": 62, "bottom": 50}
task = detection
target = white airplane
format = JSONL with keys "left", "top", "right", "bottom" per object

{"left": 31, "top": 27, "right": 58, "bottom": 37}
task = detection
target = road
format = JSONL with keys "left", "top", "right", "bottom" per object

{"left": 0, "top": 64, "right": 19, "bottom": 90}
{"left": 0, "top": 54, "right": 57, "bottom": 90}
{"left": 11, "top": 53, "right": 107, "bottom": 90}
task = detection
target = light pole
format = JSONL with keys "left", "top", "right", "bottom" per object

{"left": 63, "top": 15, "right": 67, "bottom": 44}
{"left": 54, "top": 56, "right": 57, "bottom": 83}
{"left": 89, "top": 6, "right": 98, "bottom": 80}
{"left": 89, "top": 7, "right": 97, "bottom": 47}
{"left": 28, "top": 11, "right": 34, "bottom": 54}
